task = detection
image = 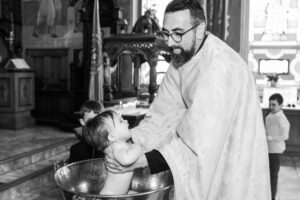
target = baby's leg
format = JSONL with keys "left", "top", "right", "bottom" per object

{"left": 100, "top": 171, "right": 133, "bottom": 195}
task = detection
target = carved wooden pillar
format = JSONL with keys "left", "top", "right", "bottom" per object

{"left": 148, "top": 57, "right": 157, "bottom": 103}
{"left": 133, "top": 55, "right": 141, "bottom": 96}
{"left": 103, "top": 52, "right": 113, "bottom": 101}
{"left": 80, "top": 0, "right": 93, "bottom": 101}
{"left": 104, "top": 34, "right": 167, "bottom": 103}
{"left": 79, "top": 0, "right": 121, "bottom": 103}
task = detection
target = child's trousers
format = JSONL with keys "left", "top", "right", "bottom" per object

{"left": 269, "top": 153, "right": 280, "bottom": 200}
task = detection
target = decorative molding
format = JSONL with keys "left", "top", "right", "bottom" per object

{"left": 252, "top": 49, "right": 297, "bottom": 59}
{"left": 290, "top": 54, "right": 300, "bottom": 80}
{"left": 104, "top": 34, "right": 163, "bottom": 102}
{"left": 265, "top": 49, "right": 285, "bottom": 59}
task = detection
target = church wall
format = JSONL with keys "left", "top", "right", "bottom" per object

{"left": 21, "top": 0, "right": 83, "bottom": 49}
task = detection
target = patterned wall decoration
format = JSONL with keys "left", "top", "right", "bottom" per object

{"left": 290, "top": 53, "right": 300, "bottom": 80}
{"left": 249, "top": 48, "right": 297, "bottom": 80}
{"left": 249, "top": 0, "right": 300, "bottom": 84}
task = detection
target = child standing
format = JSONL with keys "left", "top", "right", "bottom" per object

{"left": 69, "top": 100, "right": 105, "bottom": 163}
{"left": 84, "top": 110, "right": 143, "bottom": 195}
{"left": 266, "top": 93, "right": 290, "bottom": 200}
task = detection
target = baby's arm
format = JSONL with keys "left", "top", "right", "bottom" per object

{"left": 112, "top": 142, "right": 143, "bottom": 166}
{"left": 100, "top": 170, "right": 133, "bottom": 195}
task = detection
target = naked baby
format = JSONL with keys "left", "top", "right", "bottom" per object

{"left": 84, "top": 110, "right": 143, "bottom": 195}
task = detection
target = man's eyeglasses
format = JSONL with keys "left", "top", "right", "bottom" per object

{"left": 158, "top": 24, "right": 200, "bottom": 43}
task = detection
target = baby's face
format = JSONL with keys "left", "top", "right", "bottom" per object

{"left": 108, "top": 113, "right": 131, "bottom": 141}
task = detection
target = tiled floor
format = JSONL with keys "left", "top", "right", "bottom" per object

{"left": 0, "top": 125, "right": 75, "bottom": 161}
{"left": 277, "top": 152, "right": 300, "bottom": 200}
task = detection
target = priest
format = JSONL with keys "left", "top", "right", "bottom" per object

{"left": 106, "top": 0, "right": 271, "bottom": 199}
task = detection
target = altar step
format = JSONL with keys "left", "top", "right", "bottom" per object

{"left": 14, "top": 184, "right": 62, "bottom": 200}
{"left": 0, "top": 137, "right": 76, "bottom": 200}
{"left": 0, "top": 137, "right": 75, "bottom": 175}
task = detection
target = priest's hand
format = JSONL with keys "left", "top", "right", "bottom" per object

{"left": 104, "top": 145, "right": 148, "bottom": 174}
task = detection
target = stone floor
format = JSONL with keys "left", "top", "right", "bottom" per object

{"left": 0, "top": 125, "right": 75, "bottom": 161}
{"left": 0, "top": 125, "right": 76, "bottom": 200}
{"left": 0, "top": 125, "right": 300, "bottom": 199}
{"left": 277, "top": 152, "right": 300, "bottom": 200}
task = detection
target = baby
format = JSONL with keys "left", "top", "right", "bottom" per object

{"left": 84, "top": 110, "right": 142, "bottom": 195}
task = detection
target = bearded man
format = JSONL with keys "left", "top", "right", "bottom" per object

{"left": 106, "top": 0, "right": 271, "bottom": 199}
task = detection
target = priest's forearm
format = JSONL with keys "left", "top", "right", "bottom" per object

{"left": 145, "top": 149, "right": 170, "bottom": 174}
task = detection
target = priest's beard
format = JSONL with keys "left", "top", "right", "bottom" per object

{"left": 169, "top": 37, "right": 196, "bottom": 68}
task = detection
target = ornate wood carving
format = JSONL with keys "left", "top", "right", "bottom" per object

{"left": 104, "top": 34, "right": 169, "bottom": 103}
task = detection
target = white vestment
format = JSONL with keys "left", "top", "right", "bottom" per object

{"left": 132, "top": 33, "right": 271, "bottom": 200}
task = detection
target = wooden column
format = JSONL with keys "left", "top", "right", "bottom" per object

{"left": 80, "top": 0, "right": 121, "bottom": 102}
{"left": 133, "top": 55, "right": 141, "bottom": 96}
{"left": 148, "top": 57, "right": 157, "bottom": 103}
{"left": 103, "top": 52, "right": 113, "bottom": 101}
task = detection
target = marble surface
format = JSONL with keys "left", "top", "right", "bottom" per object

{"left": 12, "top": 153, "right": 69, "bottom": 200}
{"left": 0, "top": 125, "right": 75, "bottom": 162}
{"left": 0, "top": 152, "right": 69, "bottom": 183}
{"left": 0, "top": 125, "right": 76, "bottom": 200}
{"left": 15, "top": 185, "right": 63, "bottom": 200}
{"left": 276, "top": 152, "right": 300, "bottom": 200}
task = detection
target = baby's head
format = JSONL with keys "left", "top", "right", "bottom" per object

{"left": 269, "top": 93, "right": 283, "bottom": 114}
{"left": 80, "top": 100, "right": 103, "bottom": 125}
{"left": 84, "top": 110, "right": 130, "bottom": 151}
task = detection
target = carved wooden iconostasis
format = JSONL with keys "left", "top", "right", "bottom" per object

{"left": 103, "top": 34, "right": 170, "bottom": 104}
{"left": 22, "top": 0, "right": 81, "bottom": 121}
{"left": 19, "top": 0, "right": 123, "bottom": 122}
{"left": 1, "top": 0, "right": 167, "bottom": 124}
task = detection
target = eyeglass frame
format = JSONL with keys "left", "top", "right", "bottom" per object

{"left": 158, "top": 24, "right": 200, "bottom": 43}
